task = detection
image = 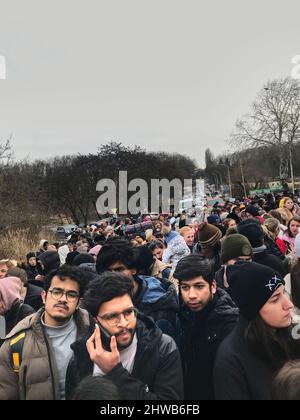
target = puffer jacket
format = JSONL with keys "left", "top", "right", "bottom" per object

{"left": 0, "top": 308, "right": 91, "bottom": 400}
{"left": 162, "top": 231, "right": 190, "bottom": 269}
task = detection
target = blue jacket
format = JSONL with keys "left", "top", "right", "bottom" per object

{"left": 134, "top": 275, "right": 179, "bottom": 338}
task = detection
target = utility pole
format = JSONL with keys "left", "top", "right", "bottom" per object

{"left": 239, "top": 158, "right": 247, "bottom": 198}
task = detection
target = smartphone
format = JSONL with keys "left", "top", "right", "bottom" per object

{"left": 98, "top": 323, "right": 112, "bottom": 352}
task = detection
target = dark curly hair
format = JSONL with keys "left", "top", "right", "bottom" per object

{"left": 83, "top": 271, "right": 134, "bottom": 317}
{"left": 96, "top": 238, "right": 136, "bottom": 274}
{"left": 44, "top": 265, "right": 89, "bottom": 298}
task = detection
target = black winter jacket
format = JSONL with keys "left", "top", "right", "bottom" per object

{"left": 24, "top": 283, "right": 43, "bottom": 311}
{"left": 26, "top": 265, "right": 39, "bottom": 281}
{"left": 66, "top": 313, "right": 184, "bottom": 400}
{"left": 178, "top": 288, "right": 238, "bottom": 400}
{"left": 214, "top": 317, "right": 274, "bottom": 400}
{"left": 264, "top": 236, "right": 285, "bottom": 261}
{"left": 2, "top": 300, "right": 35, "bottom": 342}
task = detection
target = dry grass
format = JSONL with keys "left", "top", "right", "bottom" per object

{"left": 0, "top": 228, "right": 56, "bottom": 261}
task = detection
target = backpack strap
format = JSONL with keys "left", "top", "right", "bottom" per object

{"left": 10, "top": 332, "right": 26, "bottom": 373}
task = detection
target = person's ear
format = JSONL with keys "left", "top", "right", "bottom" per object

{"left": 211, "top": 280, "right": 217, "bottom": 295}
{"left": 76, "top": 298, "right": 82, "bottom": 310}
{"left": 41, "top": 290, "right": 47, "bottom": 305}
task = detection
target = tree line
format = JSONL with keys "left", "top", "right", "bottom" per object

{"left": 0, "top": 142, "right": 197, "bottom": 231}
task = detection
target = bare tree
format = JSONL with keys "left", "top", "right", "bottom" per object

{"left": 0, "top": 135, "right": 13, "bottom": 163}
{"left": 230, "top": 78, "right": 300, "bottom": 182}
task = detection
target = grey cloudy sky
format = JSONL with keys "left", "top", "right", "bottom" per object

{"left": 0, "top": 0, "right": 300, "bottom": 167}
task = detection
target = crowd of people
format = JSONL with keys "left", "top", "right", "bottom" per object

{"left": 0, "top": 191, "right": 300, "bottom": 400}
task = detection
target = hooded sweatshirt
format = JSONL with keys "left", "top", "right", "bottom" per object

{"left": 0, "top": 277, "right": 35, "bottom": 339}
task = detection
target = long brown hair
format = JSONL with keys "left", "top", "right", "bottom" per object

{"left": 245, "top": 315, "right": 298, "bottom": 372}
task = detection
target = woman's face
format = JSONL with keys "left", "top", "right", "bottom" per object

{"left": 259, "top": 285, "right": 293, "bottom": 328}
{"left": 29, "top": 257, "right": 37, "bottom": 267}
{"left": 228, "top": 219, "right": 237, "bottom": 229}
{"left": 0, "top": 264, "right": 8, "bottom": 279}
{"left": 285, "top": 199, "right": 294, "bottom": 211}
{"left": 289, "top": 220, "right": 300, "bottom": 237}
{"left": 153, "top": 247, "right": 163, "bottom": 261}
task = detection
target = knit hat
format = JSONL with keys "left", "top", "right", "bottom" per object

{"left": 26, "top": 252, "right": 36, "bottom": 261}
{"left": 197, "top": 223, "right": 222, "bottom": 248}
{"left": 227, "top": 261, "right": 285, "bottom": 321}
{"left": 237, "top": 220, "right": 264, "bottom": 248}
{"left": 207, "top": 214, "right": 221, "bottom": 224}
{"left": 221, "top": 232, "right": 253, "bottom": 264}
{"left": 0, "top": 277, "right": 23, "bottom": 313}
{"left": 295, "top": 232, "right": 300, "bottom": 258}
{"left": 245, "top": 204, "right": 259, "bottom": 217}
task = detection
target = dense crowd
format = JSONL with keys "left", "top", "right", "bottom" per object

{"left": 0, "top": 191, "right": 300, "bottom": 400}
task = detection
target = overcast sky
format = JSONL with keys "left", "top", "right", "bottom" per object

{"left": 0, "top": 0, "right": 300, "bottom": 167}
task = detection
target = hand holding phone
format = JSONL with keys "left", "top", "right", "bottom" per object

{"left": 86, "top": 324, "right": 121, "bottom": 374}
{"left": 98, "top": 323, "right": 112, "bottom": 352}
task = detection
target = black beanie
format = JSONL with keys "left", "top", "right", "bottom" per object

{"left": 26, "top": 252, "right": 36, "bottom": 261}
{"left": 245, "top": 204, "right": 259, "bottom": 217}
{"left": 237, "top": 220, "right": 264, "bottom": 248}
{"left": 73, "top": 253, "right": 95, "bottom": 267}
{"left": 227, "top": 261, "right": 285, "bottom": 321}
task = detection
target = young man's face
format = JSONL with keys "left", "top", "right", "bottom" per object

{"left": 97, "top": 294, "right": 137, "bottom": 350}
{"left": 0, "top": 264, "right": 8, "bottom": 279}
{"left": 180, "top": 277, "right": 217, "bottom": 312}
{"left": 42, "top": 276, "right": 80, "bottom": 326}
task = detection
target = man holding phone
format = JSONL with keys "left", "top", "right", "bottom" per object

{"left": 66, "top": 271, "right": 184, "bottom": 400}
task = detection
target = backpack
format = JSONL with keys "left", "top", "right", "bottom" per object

{"left": 9, "top": 332, "right": 26, "bottom": 373}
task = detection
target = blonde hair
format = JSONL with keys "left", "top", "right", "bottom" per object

{"left": 179, "top": 227, "right": 194, "bottom": 236}
{"left": 0, "top": 259, "right": 17, "bottom": 268}
{"left": 263, "top": 218, "right": 280, "bottom": 241}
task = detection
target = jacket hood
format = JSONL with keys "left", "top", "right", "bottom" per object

{"left": 135, "top": 275, "right": 179, "bottom": 312}
{"left": 38, "top": 251, "right": 61, "bottom": 274}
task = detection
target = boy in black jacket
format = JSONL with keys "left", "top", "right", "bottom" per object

{"left": 174, "top": 254, "right": 238, "bottom": 400}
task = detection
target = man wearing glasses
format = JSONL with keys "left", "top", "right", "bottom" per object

{"left": 66, "top": 271, "right": 184, "bottom": 400}
{"left": 0, "top": 266, "right": 91, "bottom": 400}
